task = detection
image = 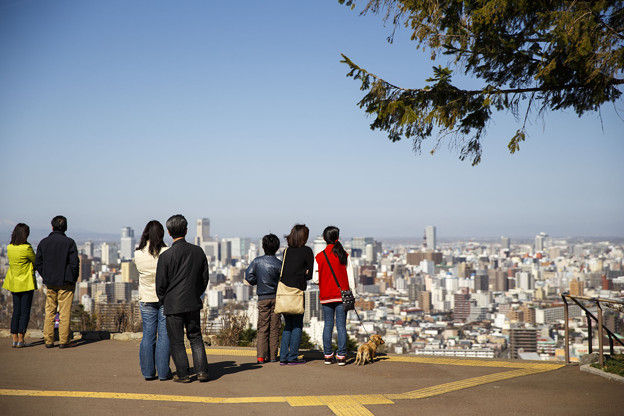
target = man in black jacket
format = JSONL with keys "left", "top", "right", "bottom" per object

{"left": 156, "top": 214, "right": 209, "bottom": 383}
{"left": 35, "top": 215, "right": 80, "bottom": 348}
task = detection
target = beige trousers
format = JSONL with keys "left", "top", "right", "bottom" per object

{"left": 44, "top": 284, "right": 75, "bottom": 345}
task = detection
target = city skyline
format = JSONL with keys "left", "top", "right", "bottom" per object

{"left": 1, "top": 1, "right": 623, "bottom": 239}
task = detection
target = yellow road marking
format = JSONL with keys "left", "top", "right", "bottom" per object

{"left": 0, "top": 350, "right": 565, "bottom": 416}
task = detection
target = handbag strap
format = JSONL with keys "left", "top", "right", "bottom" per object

{"left": 322, "top": 251, "right": 369, "bottom": 337}
{"left": 322, "top": 250, "right": 343, "bottom": 291}
{"left": 279, "top": 248, "right": 288, "bottom": 281}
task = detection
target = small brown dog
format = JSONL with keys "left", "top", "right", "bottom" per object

{"left": 354, "top": 334, "right": 385, "bottom": 365}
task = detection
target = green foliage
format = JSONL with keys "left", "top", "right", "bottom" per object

{"left": 591, "top": 354, "right": 624, "bottom": 377}
{"left": 238, "top": 327, "right": 257, "bottom": 347}
{"left": 340, "top": 0, "right": 624, "bottom": 164}
{"left": 300, "top": 330, "right": 315, "bottom": 349}
{"left": 331, "top": 333, "right": 358, "bottom": 352}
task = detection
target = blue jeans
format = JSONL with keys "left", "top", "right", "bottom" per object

{"left": 280, "top": 313, "right": 303, "bottom": 362}
{"left": 322, "top": 302, "right": 347, "bottom": 358}
{"left": 139, "top": 302, "right": 171, "bottom": 380}
{"left": 11, "top": 290, "right": 34, "bottom": 334}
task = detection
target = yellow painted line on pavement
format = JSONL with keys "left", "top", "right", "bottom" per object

{"left": 0, "top": 350, "right": 565, "bottom": 416}
{"left": 203, "top": 348, "right": 256, "bottom": 357}
{"left": 384, "top": 355, "right": 564, "bottom": 370}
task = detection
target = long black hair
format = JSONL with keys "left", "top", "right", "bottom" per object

{"left": 323, "top": 226, "right": 347, "bottom": 265}
{"left": 10, "top": 223, "right": 30, "bottom": 245}
{"left": 136, "top": 220, "right": 167, "bottom": 258}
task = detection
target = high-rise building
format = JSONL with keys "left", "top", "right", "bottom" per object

{"left": 570, "top": 278, "right": 584, "bottom": 296}
{"left": 101, "top": 242, "right": 119, "bottom": 265}
{"left": 83, "top": 241, "right": 93, "bottom": 259}
{"left": 121, "top": 261, "right": 139, "bottom": 283}
{"left": 501, "top": 236, "right": 510, "bottom": 250}
{"left": 195, "top": 218, "right": 211, "bottom": 245}
{"left": 418, "top": 291, "right": 432, "bottom": 313}
{"left": 454, "top": 290, "right": 471, "bottom": 321}
{"left": 425, "top": 226, "right": 436, "bottom": 251}
{"left": 120, "top": 227, "right": 135, "bottom": 260}
{"left": 509, "top": 327, "right": 537, "bottom": 359}
{"left": 304, "top": 288, "right": 322, "bottom": 324}
{"left": 535, "top": 232, "right": 548, "bottom": 252}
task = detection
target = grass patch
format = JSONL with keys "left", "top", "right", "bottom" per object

{"left": 591, "top": 354, "right": 624, "bottom": 377}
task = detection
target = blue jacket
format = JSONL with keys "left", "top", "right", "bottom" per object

{"left": 245, "top": 255, "right": 282, "bottom": 300}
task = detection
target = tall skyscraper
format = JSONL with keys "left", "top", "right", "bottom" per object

{"left": 101, "top": 242, "right": 118, "bottom": 265}
{"left": 535, "top": 232, "right": 547, "bottom": 252}
{"left": 83, "top": 241, "right": 93, "bottom": 259}
{"left": 425, "top": 226, "right": 437, "bottom": 251}
{"left": 120, "top": 227, "right": 135, "bottom": 260}
{"left": 501, "top": 236, "right": 510, "bottom": 250}
{"left": 195, "top": 218, "right": 211, "bottom": 245}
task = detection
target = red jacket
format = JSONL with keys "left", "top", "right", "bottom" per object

{"left": 315, "top": 245, "right": 350, "bottom": 304}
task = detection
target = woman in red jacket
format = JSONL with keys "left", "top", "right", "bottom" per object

{"left": 314, "top": 226, "right": 356, "bottom": 366}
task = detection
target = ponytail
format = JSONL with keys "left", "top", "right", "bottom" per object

{"left": 323, "top": 226, "right": 347, "bottom": 265}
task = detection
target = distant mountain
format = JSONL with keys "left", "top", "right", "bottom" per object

{"left": 0, "top": 220, "right": 117, "bottom": 245}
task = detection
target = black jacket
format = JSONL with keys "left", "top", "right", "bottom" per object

{"left": 245, "top": 255, "right": 282, "bottom": 300}
{"left": 280, "top": 246, "right": 314, "bottom": 291}
{"left": 35, "top": 231, "right": 80, "bottom": 286}
{"left": 156, "top": 238, "right": 209, "bottom": 315}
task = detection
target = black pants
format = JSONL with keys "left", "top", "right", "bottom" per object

{"left": 11, "top": 290, "right": 34, "bottom": 334}
{"left": 166, "top": 310, "right": 208, "bottom": 378}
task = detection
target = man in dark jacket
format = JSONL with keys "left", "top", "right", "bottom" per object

{"left": 245, "top": 233, "right": 282, "bottom": 364}
{"left": 156, "top": 214, "right": 209, "bottom": 383}
{"left": 35, "top": 215, "right": 80, "bottom": 348}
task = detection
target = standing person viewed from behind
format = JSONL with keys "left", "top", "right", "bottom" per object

{"left": 156, "top": 214, "right": 210, "bottom": 383}
{"left": 135, "top": 220, "right": 172, "bottom": 381}
{"left": 245, "top": 233, "right": 282, "bottom": 364}
{"left": 279, "top": 224, "right": 314, "bottom": 365}
{"left": 313, "top": 226, "right": 356, "bottom": 366}
{"left": 3, "top": 223, "right": 37, "bottom": 348}
{"left": 35, "top": 215, "right": 79, "bottom": 349}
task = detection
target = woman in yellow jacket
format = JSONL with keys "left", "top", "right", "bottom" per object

{"left": 2, "top": 223, "right": 37, "bottom": 348}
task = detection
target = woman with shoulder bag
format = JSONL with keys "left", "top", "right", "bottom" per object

{"left": 312, "top": 226, "right": 356, "bottom": 366}
{"left": 278, "top": 224, "right": 314, "bottom": 365}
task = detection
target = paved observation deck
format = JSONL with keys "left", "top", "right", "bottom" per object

{"left": 1, "top": 336, "right": 622, "bottom": 416}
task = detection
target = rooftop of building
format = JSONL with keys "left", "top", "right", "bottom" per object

{"left": 1, "top": 334, "right": 622, "bottom": 416}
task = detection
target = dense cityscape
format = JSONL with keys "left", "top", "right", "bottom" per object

{"left": 1, "top": 218, "right": 623, "bottom": 362}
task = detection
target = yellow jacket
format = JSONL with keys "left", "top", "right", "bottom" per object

{"left": 3, "top": 243, "right": 38, "bottom": 293}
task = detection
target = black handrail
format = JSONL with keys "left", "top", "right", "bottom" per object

{"left": 561, "top": 294, "right": 624, "bottom": 367}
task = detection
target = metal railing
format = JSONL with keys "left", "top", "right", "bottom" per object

{"left": 561, "top": 294, "right": 624, "bottom": 367}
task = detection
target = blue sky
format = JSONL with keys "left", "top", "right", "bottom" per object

{"left": 1, "top": 0, "right": 623, "bottom": 242}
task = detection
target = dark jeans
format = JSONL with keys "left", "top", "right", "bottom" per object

{"left": 280, "top": 313, "right": 303, "bottom": 362}
{"left": 11, "top": 290, "right": 34, "bottom": 334}
{"left": 166, "top": 310, "right": 208, "bottom": 379}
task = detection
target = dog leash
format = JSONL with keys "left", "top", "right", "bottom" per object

{"left": 352, "top": 307, "right": 370, "bottom": 340}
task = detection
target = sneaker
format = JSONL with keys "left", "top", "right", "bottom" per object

{"left": 324, "top": 355, "right": 336, "bottom": 365}
{"left": 337, "top": 357, "right": 346, "bottom": 366}
{"left": 173, "top": 375, "right": 191, "bottom": 383}
{"left": 288, "top": 358, "right": 306, "bottom": 365}
{"left": 279, "top": 361, "right": 288, "bottom": 366}
{"left": 45, "top": 343, "right": 55, "bottom": 349}
{"left": 256, "top": 357, "right": 265, "bottom": 364}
